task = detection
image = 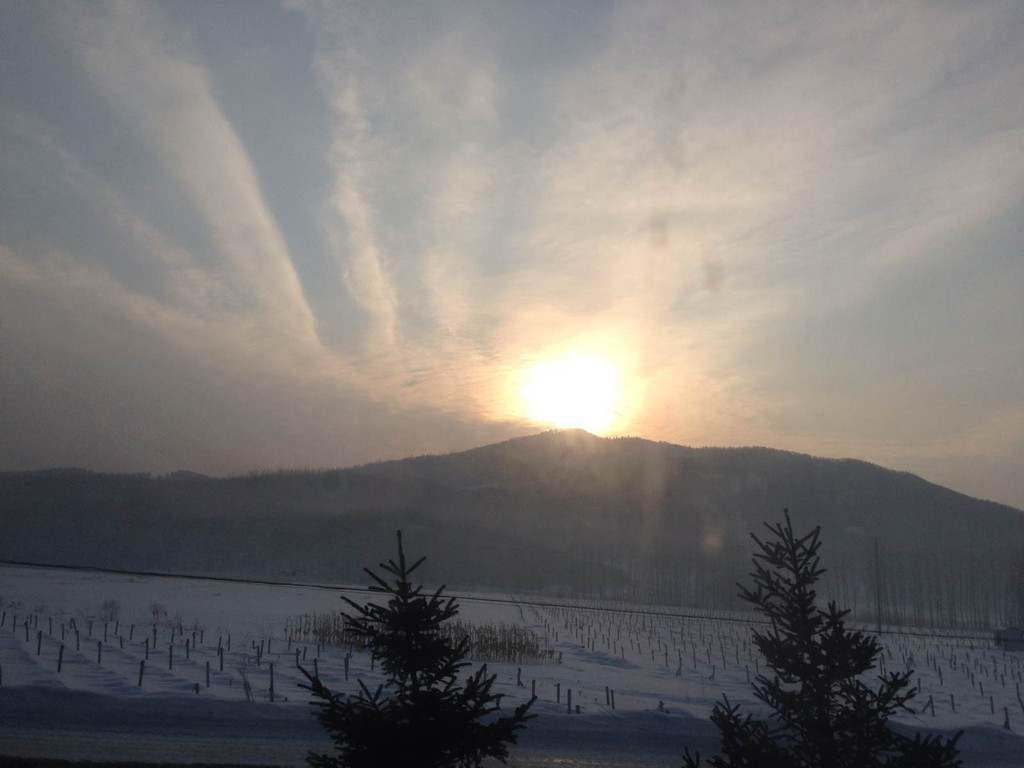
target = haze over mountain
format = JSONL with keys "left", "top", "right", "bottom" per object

{"left": 3, "top": 2, "right": 1023, "bottom": 516}
{"left": 3, "top": 430, "right": 1021, "bottom": 627}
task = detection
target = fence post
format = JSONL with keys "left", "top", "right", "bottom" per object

{"left": 138, "top": 659, "right": 145, "bottom": 687}
{"left": 58, "top": 645, "right": 64, "bottom": 673}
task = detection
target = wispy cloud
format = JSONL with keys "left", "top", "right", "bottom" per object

{"left": 55, "top": 1, "right": 320, "bottom": 349}
{"left": 1, "top": 1, "right": 1021, "bottom": 506}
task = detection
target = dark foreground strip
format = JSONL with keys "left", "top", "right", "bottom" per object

{"left": 0, "top": 760, "right": 284, "bottom": 768}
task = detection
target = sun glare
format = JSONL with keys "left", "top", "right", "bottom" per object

{"left": 522, "top": 356, "right": 619, "bottom": 434}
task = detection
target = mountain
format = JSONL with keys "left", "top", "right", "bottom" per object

{"left": 2, "top": 431, "right": 1021, "bottom": 628}
{"left": 357, "top": 429, "right": 1023, "bottom": 549}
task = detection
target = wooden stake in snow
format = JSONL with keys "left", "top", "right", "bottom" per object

{"left": 58, "top": 645, "right": 64, "bottom": 673}
{"left": 169, "top": 644, "right": 173, "bottom": 670}
{"left": 567, "top": 688, "right": 572, "bottom": 714}
{"left": 269, "top": 662, "right": 275, "bottom": 702}
{"left": 206, "top": 660, "right": 211, "bottom": 688}
{"left": 36, "top": 630, "right": 41, "bottom": 656}
{"left": 97, "top": 641, "right": 102, "bottom": 665}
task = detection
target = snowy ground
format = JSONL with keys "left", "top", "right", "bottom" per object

{"left": 1, "top": 563, "right": 1022, "bottom": 766}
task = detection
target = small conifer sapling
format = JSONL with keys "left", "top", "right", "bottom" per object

{"left": 301, "top": 531, "right": 535, "bottom": 767}
{"left": 683, "top": 510, "right": 961, "bottom": 768}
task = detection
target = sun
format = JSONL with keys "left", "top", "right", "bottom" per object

{"left": 522, "top": 356, "right": 619, "bottom": 434}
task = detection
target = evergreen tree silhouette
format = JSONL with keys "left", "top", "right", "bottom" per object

{"left": 301, "top": 531, "right": 535, "bottom": 767}
{"left": 684, "top": 511, "right": 961, "bottom": 768}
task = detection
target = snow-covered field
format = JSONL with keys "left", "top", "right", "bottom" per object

{"left": 2, "top": 563, "right": 1023, "bottom": 766}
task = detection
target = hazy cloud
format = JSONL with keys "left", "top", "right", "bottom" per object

{"left": 1, "top": 1, "right": 1022, "bottom": 507}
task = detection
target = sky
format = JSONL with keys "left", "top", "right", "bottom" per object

{"left": 1, "top": 1, "right": 1022, "bottom": 509}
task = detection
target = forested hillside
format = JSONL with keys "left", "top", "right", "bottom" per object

{"left": 3, "top": 430, "right": 1022, "bottom": 629}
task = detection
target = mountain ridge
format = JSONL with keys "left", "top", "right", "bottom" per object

{"left": 7, "top": 429, "right": 1016, "bottom": 513}
{"left": 2, "top": 429, "right": 1021, "bottom": 628}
